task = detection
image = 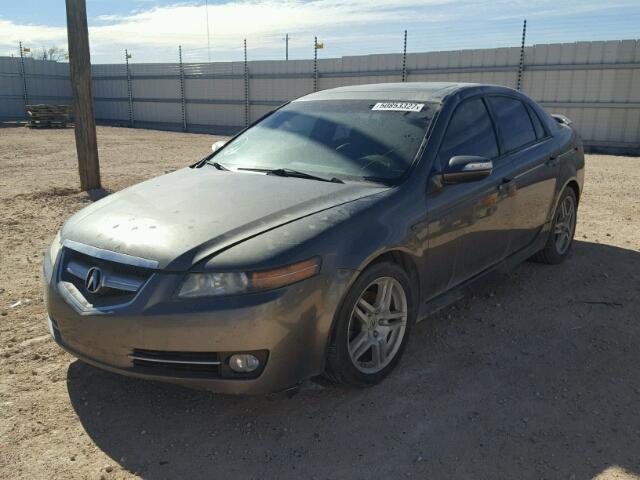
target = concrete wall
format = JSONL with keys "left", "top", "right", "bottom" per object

{"left": 1, "top": 39, "right": 639, "bottom": 153}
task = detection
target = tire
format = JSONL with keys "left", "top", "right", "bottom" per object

{"left": 531, "top": 187, "right": 578, "bottom": 264}
{"left": 325, "top": 261, "right": 416, "bottom": 387}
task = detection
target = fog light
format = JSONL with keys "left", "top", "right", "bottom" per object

{"left": 229, "top": 354, "right": 260, "bottom": 373}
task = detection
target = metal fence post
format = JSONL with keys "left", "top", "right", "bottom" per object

{"left": 125, "top": 49, "right": 134, "bottom": 127}
{"left": 179, "top": 45, "right": 187, "bottom": 131}
{"left": 244, "top": 39, "right": 249, "bottom": 128}
{"left": 19, "top": 42, "right": 29, "bottom": 109}
{"left": 517, "top": 19, "right": 527, "bottom": 91}
{"left": 402, "top": 30, "right": 408, "bottom": 82}
{"left": 313, "top": 36, "right": 318, "bottom": 92}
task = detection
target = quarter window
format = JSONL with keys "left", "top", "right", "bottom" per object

{"left": 487, "top": 96, "right": 537, "bottom": 152}
{"left": 438, "top": 98, "right": 499, "bottom": 166}
{"left": 526, "top": 103, "right": 546, "bottom": 140}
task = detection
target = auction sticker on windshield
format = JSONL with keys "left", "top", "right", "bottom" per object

{"left": 372, "top": 102, "right": 424, "bottom": 112}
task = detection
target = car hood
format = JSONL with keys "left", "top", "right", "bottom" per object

{"left": 61, "top": 167, "right": 387, "bottom": 270}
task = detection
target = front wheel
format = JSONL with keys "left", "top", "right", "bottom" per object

{"left": 531, "top": 187, "right": 578, "bottom": 264}
{"left": 326, "top": 261, "right": 416, "bottom": 387}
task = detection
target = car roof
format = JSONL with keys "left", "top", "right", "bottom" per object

{"left": 294, "top": 82, "right": 519, "bottom": 103}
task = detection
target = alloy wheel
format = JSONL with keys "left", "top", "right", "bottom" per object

{"left": 347, "top": 277, "right": 408, "bottom": 374}
{"left": 554, "top": 194, "right": 576, "bottom": 255}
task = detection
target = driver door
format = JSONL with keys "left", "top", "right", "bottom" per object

{"left": 423, "top": 97, "right": 512, "bottom": 297}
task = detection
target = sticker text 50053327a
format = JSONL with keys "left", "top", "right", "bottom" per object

{"left": 371, "top": 102, "right": 424, "bottom": 112}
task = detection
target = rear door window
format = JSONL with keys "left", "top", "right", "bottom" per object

{"left": 487, "top": 96, "right": 537, "bottom": 152}
{"left": 437, "top": 98, "right": 499, "bottom": 167}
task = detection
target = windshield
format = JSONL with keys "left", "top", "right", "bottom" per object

{"left": 211, "top": 99, "right": 436, "bottom": 182}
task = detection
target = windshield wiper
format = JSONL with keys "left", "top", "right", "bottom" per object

{"left": 192, "top": 158, "right": 228, "bottom": 170}
{"left": 209, "top": 161, "right": 229, "bottom": 171}
{"left": 362, "top": 175, "right": 396, "bottom": 186}
{"left": 237, "top": 167, "right": 344, "bottom": 184}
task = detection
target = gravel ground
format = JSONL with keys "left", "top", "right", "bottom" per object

{"left": 1, "top": 125, "right": 639, "bottom": 480}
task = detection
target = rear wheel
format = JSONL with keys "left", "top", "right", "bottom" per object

{"left": 326, "top": 261, "right": 416, "bottom": 387}
{"left": 531, "top": 187, "right": 578, "bottom": 264}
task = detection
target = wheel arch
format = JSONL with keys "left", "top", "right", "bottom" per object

{"left": 548, "top": 177, "right": 580, "bottom": 223}
{"left": 361, "top": 250, "right": 421, "bottom": 300}
{"left": 565, "top": 179, "right": 580, "bottom": 203}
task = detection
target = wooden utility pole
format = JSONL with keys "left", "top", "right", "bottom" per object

{"left": 285, "top": 33, "right": 289, "bottom": 61}
{"left": 65, "top": 0, "right": 101, "bottom": 190}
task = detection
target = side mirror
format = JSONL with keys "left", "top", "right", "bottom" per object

{"left": 442, "top": 155, "right": 493, "bottom": 185}
{"left": 211, "top": 140, "right": 227, "bottom": 153}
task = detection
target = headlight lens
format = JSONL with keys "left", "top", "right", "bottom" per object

{"left": 44, "top": 230, "right": 62, "bottom": 282}
{"left": 179, "top": 271, "right": 249, "bottom": 298}
{"left": 178, "top": 257, "right": 321, "bottom": 298}
{"left": 49, "top": 230, "right": 62, "bottom": 263}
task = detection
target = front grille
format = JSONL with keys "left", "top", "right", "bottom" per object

{"left": 59, "top": 247, "right": 154, "bottom": 308}
{"left": 130, "top": 349, "right": 222, "bottom": 378}
{"left": 129, "top": 349, "right": 269, "bottom": 379}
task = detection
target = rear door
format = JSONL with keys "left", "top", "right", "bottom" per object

{"left": 485, "top": 96, "right": 559, "bottom": 253}
{"left": 424, "top": 97, "right": 511, "bottom": 296}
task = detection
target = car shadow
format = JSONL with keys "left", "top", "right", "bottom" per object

{"left": 67, "top": 240, "right": 640, "bottom": 479}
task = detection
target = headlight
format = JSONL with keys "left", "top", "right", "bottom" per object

{"left": 178, "top": 257, "right": 321, "bottom": 298}
{"left": 179, "top": 271, "right": 250, "bottom": 298}
{"left": 49, "top": 230, "right": 62, "bottom": 263}
{"left": 44, "top": 230, "right": 62, "bottom": 282}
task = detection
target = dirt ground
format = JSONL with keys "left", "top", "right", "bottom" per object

{"left": 1, "top": 125, "right": 639, "bottom": 480}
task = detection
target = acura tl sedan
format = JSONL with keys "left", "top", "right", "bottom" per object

{"left": 44, "top": 82, "right": 584, "bottom": 394}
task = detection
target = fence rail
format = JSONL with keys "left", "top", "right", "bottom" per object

{"left": 2, "top": 39, "right": 640, "bottom": 153}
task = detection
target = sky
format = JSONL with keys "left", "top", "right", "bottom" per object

{"left": 1, "top": 0, "right": 639, "bottom": 64}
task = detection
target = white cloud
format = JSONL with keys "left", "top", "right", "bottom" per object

{"left": 1, "top": 0, "right": 451, "bottom": 60}
{"left": 91, "top": 0, "right": 451, "bottom": 49}
{"left": 0, "top": 19, "right": 67, "bottom": 49}
{"left": 492, "top": 0, "right": 639, "bottom": 19}
{"left": 0, "top": 0, "right": 635, "bottom": 62}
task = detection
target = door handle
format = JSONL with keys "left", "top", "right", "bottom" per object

{"left": 498, "top": 177, "right": 516, "bottom": 197}
{"left": 546, "top": 155, "right": 559, "bottom": 167}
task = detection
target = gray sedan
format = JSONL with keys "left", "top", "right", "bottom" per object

{"left": 43, "top": 82, "right": 584, "bottom": 394}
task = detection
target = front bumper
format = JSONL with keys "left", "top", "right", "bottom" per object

{"left": 44, "top": 250, "right": 353, "bottom": 394}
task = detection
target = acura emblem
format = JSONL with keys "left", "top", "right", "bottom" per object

{"left": 85, "top": 267, "right": 103, "bottom": 294}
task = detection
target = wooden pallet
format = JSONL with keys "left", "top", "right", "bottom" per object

{"left": 26, "top": 104, "right": 72, "bottom": 128}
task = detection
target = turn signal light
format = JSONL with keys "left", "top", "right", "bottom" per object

{"left": 251, "top": 258, "right": 321, "bottom": 290}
